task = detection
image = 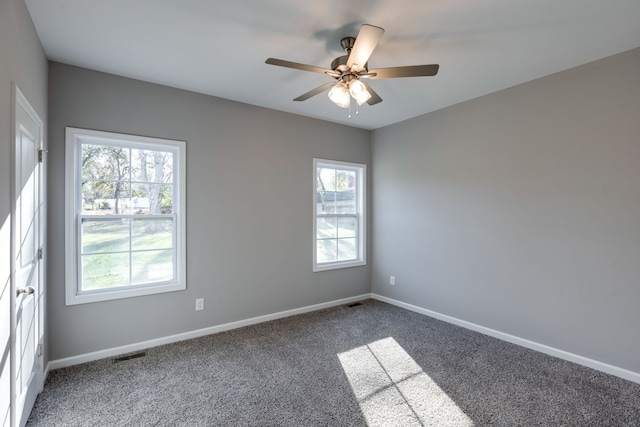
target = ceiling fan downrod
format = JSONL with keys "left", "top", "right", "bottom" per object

{"left": 340, "top": 36, "right": 355, "bottom": 52}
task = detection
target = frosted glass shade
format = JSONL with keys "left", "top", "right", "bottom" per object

{"left": 328, "top": 82, "right": 350, "bottom": 108}
{"left": 349, "top": 80, "right": 371, "bottom": 106}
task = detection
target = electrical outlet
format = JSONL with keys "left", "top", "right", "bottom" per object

{"left": 195, "top": 298, "right": 205, "bottom": 311}
{"left": 390, "top": 275, "right": 395, "bottom": 286}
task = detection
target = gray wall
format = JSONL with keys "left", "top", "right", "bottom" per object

{"left": 0, "top": 0, "right": 48, "bottom": 421}
{"left": 41, "top": 40, "right": 640, "bottom": 376}
{"left": 371, "top": 48, "right": 640, "bottom": 373}
{"left": 47, "top": 62, "right": 371, "bottom": 360}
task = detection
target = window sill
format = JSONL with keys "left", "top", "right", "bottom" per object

{"left": 313, "top": 260, "right": 366, "bottom": 273}
{"left": 65, "top": 281, "right": 186, "bottom": 306}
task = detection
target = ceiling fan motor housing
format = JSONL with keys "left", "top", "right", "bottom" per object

{"left": 331, "top": 55, "right": 368, "bottom": 76}
{"left": 331, "top": 55, "right": 349, "bottom": 73}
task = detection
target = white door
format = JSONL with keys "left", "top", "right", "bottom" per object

{"left": 11, "top": 86, "right": 44, "bottom": 427}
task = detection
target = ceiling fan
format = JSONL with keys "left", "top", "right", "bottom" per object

{"left": 266, "top": 24, "right": 439, "bottom": 110}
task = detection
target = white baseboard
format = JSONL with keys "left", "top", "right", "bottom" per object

{"left": 371, "top": 293, "right": 640, "bottom": 385}
{"left": 46, "top": 293, "right": 371, "bottom": 374}
{"left": 46, "top": 292, "right": 640, "bottom": 386}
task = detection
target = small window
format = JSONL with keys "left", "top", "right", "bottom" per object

{"left": 313, "top": 158, "right": 366, "bottom": 272}
{"left": 65, "top": 128, "right": 186, "bottom": 305}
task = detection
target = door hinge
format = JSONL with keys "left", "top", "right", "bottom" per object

{"left": 38, "top": 149, "right": 45, "bottom": 162}
{"left": 37, "top": 344, "right": 43, "bottom": 357}
{"left": 37, "top": 247, "right": 43, "bottom": 259}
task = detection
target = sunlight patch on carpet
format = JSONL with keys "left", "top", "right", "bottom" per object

{"left": 338, "top": 337, "right": 473, "bottom": 426}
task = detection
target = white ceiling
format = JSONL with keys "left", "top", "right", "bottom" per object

{"left": 25, "top": 0, "right": 640, "bottom": 130}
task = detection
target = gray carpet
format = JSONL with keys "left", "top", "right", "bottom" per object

{"left": 28, "top": 299, "right": 640, "bottom": 426}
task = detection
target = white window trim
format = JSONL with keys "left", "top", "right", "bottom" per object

{"left": 65, "top": 127, "right": 187, "bottom": 305}
{"left": 313, "top": 158, "right": 366, "bottom": 272}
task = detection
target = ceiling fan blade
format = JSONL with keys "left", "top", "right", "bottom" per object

{"left": 360, "top": 81, "right": 383, "bottom": 105}
{"left": 347, "top": 24, "right": 384, "bottom": 71}
{"left": 266, "top": 58, "right": 334, "bottom": 75}
{"left": 368, "top": 64, "right": 439, "bottom": 79}
{"left": 293, "top": 82, "right": 336, "bottom": 101}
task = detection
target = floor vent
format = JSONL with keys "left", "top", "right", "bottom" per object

{"left": 113, "top": 352, "right": 146, "bottom": 363}
{"left": 347, "top": 302, "right": 363, "bottom": 308}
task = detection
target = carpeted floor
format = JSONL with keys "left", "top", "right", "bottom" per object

{"left": 28, "top": 299, "right": 640, "bottom": 426}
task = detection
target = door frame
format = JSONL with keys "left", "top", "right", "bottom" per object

{"left": 10, "top": 84, "right": 45, "bottom": 427}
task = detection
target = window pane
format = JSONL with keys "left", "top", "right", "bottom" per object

{"left": 159, "top": 184, "right": 173, "bottom": 214}
{"left": 81, "top": 181, "right": 132, "bottom": 215}
{"left": 336, "top": 169, "right": 356, "bottom": 214}
{"left": 336, "top": 170, "right": 354, "bottom": 190}
{"left": 131, "top": 218, "right": 173, "bottom": 250}
{"left": 317, "top": 190, "right": 337, "bottom": 214}
{"left": 337, "top": 217, "right": 357, "bottom": 238}
{"left": 81, "top": 144, "right": 131, "bottom": 182}
{"left": 82, "top": 252, "right": 130, "bottom": 290}
{"left": 82, "top": 218, "right": 130, "bottom": 254}
{"left": 317, "top": 168, "right": 337, "bottom": 191}
{"left": 317, "top": 239, "right": 337, "bottom": 264}
{"left": 132, "top": 249, "right": 174, "bottom": 284}
{"left": 338, "top": 238, "right": 357, "bottom": 261}
{"left": 317, "top": 217, "right": 337, "bottom": 239}
{"left": 336, "top": 189, "right": 356, "bottom": 214}
{"left": 80, "top": 181, "right": 99, "bottom": 213}
{"left": 131, "top": 149, "right": 174, "bottom": 183}
{"left": 131, "top": 183, "right": 173, "bottom": 215}
{"left": 317, "top": 167, "right": 336, "bottom": 214}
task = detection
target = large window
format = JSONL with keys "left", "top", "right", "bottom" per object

{"left": 65, "top": 128, "right": 186, "bottom": 305}
{"left": 314, "top": 159, "right": 366, "bottom": 271}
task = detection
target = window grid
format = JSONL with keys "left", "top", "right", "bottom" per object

{"left": 78, "top": 215, "right": 177, "bottom": 293}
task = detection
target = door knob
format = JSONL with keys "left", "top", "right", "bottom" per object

{"left": 16, "top": 286, "right": 35, "bottom": 297}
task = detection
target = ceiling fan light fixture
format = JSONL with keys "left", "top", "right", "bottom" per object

{"left": 349, "top": 79, "right": 371, "bottom": 106}
{"left": 328, "top": 81, "right": 350, "bottom": 108}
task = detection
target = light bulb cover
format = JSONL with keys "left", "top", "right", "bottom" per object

{"left": 349, "top": 80, "right": 371, "bottom": 106}
{"left": 328, "top": 82, "right": 350, "bottom": 108}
